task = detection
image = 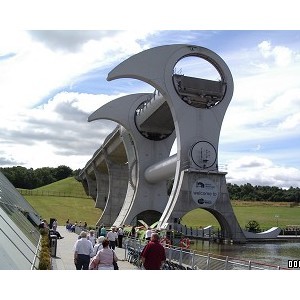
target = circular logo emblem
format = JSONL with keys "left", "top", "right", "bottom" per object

{"left": 191, "top": 178, "right": 218, "bottom": 207}
{"left": 190, "top": 141, "right": 217, "bottom": 169}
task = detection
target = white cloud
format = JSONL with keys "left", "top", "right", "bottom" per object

{"left": 0, "top": 30, "right": 155, "bottom": 168}
{"left": 0, "top": 91, "right": 123, "bottom": 169}
{"left": 278, "top": 112, "right": 300, "bottom": 130}
{"left": 258, "top": 40, "right": 293, "bottom": 67}
{"left": 0, "top": 31, "right": 153, "bottom": 113}
{"left": 274, "top": 46, "right": 293, "bottom": 67}
{"left": 222, "top": 45, "right": 300, "bottom": 145}
{"left": 217, "top": 39, "right": 300, "bottom": 188}
{"left": 226, "top": 155, "right": 300, "bottom": 188}
{"left": 1, "top": 30, "right": 300, "bottom": 189}
{"left": 258, "top": 41, "right": 272, "bottom": 58}
{"left": 253, "top": 144, "right": 261, "bottom": 151}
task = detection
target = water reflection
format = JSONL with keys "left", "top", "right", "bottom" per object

{"left": 191, "top": 240, "right": 300, "bottom": 269}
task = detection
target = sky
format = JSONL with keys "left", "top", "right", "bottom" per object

{"left": 0, "top": 2, "right": 300, "bottom": 190}
{"left": 1, "top": 30, "right": 300, "bottom": 188}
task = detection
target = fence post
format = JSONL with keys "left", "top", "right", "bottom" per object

{"left": 179, "top": 248, "right": 183, "bottom": 266}
{"left": 224, "top": 256, "right": 229, "bottom": 270}
{"left": 168, "top": 246, "right": 172, "bottom": 262}
{"left": 191, "top": 250, "right": 195, "bottom": 269}
{"left": 206, "top": 253, "right": 210, "bottom": 270}
{"left": 124, "top": 242, "right": 128, "bottom": 260}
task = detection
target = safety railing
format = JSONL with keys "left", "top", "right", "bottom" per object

{"left": 18, "top": 189, "right": 90, "bottom": 199}
{"left": 123, "top": 237, "right": 288, "bottom": 270}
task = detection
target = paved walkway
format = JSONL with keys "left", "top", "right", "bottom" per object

{"left": 51, "top": 226, "right": 140, "bottom": 270}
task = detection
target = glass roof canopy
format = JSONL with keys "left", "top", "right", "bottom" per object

{"left": 0, "top": 171, "right": 41, "bottom": 270}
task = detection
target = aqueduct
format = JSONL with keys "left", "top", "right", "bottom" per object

{"left": 79, "top": 44, "right": 280, "bottom": 243}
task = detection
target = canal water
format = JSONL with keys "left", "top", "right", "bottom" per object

{"left": 191, "top": 239, "right": 300, "bottom": 269}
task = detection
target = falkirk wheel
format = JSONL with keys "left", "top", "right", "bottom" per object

{"left": 80, "top": 44, "right": 281, "bottom": 243}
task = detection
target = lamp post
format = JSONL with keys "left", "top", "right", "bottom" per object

{"left": 275, "top": 215, "right": 279, "bottom": 227}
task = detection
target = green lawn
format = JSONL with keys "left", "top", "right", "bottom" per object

{"left": 23, "top": 177, "right": 300, "bottom": 230}
{"left": 28, "top": 176, "right": 88, "bottom": 197}
{"left": 23, "top": 177, "right": 101, "bottom": 227}
{"left": 182, "top": 202, "right": 300, "bottom": 230}
{"left": 25, "top": 195, "right": 101, "bottom": 227}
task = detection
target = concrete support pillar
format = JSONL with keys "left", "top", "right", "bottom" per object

{"left": 98, "top": 151, "right": 128, "bottom": 227}
{"left": 84, "top": 170, "right": 97, "bottom": 200}
{"left": 92, "top": 162, "right": 109, "bottom": 210}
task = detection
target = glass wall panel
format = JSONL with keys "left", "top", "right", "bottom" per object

{"left": 0, "top": 172, "right": 41, "bottom": 269}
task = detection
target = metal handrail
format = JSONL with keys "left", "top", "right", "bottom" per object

{"left": 123, "top": 237, "right": 289, "bottom": 270}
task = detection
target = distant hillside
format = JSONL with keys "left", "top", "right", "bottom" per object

{"left": 21, "top": 176, "right": 300, "bottom": 229}
{"left": 19, "top": 177, "right": 90, "bottom": 198}
{"left": 22, "top": 177, "right": 100, "bottom": 226}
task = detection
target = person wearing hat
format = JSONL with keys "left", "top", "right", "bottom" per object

{"left": 87, "top": 229, "right": 96, "bottom": 246}
{"left": 117, "top": 226, "right": 124, "bottom": 248}
{"left": 106, "top": 227, "right": 118, "bottom": 250}
{"left": 91, "top": 236, "right": 105, "bottom": 257}
{"left": 145, "top": 227, "right": 152, "bottom": 241}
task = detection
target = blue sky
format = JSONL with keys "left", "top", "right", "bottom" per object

{"left": 1, "top": 30, "right": 300, "bottom": 188}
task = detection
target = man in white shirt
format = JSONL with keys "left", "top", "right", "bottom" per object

{"left": 74, "top": 231, "right": 94, "bottom": 270}
{"left": 145, "top": 227, "right": 152, "bottom": 241}
{"left": 117, "top": 226, "right": 124, "bottom": 248}
{"left": 106, "top": 227, "right": 118, "bottom": 250}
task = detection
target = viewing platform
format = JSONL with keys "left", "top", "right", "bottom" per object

{"left": 51, "top": 226, "right": 139, "bottom": 270}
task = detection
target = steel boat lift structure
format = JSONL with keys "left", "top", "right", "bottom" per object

{"left": 79, "top": 44, "right": 280, "bottom": 243}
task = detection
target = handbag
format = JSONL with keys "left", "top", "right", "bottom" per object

{"left": 113, "top": 260, "right": 119, "bottom": 270}
{"left": 112, "top": 250, "right": 119, "bottom": 270}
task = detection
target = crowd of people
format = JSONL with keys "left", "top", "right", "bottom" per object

{"left": 71, "top": 224, "right": 166, "bottom": 270}
{"left": 65, "top": 219, "right": 88, "bottom": 233}
{"left": 39, "top": 218, "right": 64, "bottom": 239}
{"left": 40, "top": 217, "right": 167, "bottom": 270}
{"left": 73, "top": 227, "right": 122, "bottom": 270}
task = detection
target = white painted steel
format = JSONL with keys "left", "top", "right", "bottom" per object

{"left": 135, "top": 94, "right": 166, "bottom": 128}
{"left": 144, "top": 154, "right": 177, "bottom": 183}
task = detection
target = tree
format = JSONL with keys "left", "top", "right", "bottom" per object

{"left": 54, "top": 165, "right": 73, "bottom": 181}
{"left": 0, "top": 165, "right": 74, "bottom": 189}
{"left": 35, "top": 167, "right": 55, "bottom": 187}
{"left": 245, "top": 220, "right": 261, "bottom": 233}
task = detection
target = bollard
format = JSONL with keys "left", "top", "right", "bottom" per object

{"left": 50, "top": 234, "right": 58, "bottom": 257}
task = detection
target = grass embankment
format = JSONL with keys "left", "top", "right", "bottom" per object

{"left": 21, "top": 176, "right": 88, "bottom": 197}
{"left": 24, "top": 177, "right": 300, "bottom": 229}
{"left": 182, "top": 201, "right": 300, "bottom": 229}
{"left": 23, "top": 177, "right": 101, "bottom": 227}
